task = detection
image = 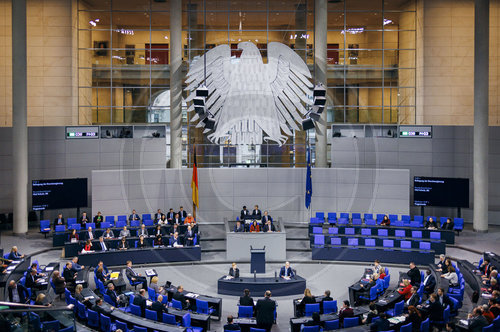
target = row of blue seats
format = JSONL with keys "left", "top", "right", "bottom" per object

{"left": 42, "top": 219, "right": 161, "bottom": 233}
{"left": 311, "top": 213, "right": 464, "bottom": 230}
{"left": 312, "top": 235, "right": 434, "bottom": 251}
{"left": 311, "top": 226, "right": 444, "bottom": 240}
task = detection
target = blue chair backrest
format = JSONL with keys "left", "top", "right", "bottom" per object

{"left": 69, "top": 223, "right": 81, "bottom": 230}
{"left": 315, "top": 212, "right": 324, "bottom": 220}
{"left": 419, "top": 241, "right": 431, "bottom": 250}
{"left": 352, "top": 218, "right": 362, "bottom": 225}
{"left": 142, "top": 214, "right": 152, "bottom": 221}
{"left": 59, "top": 327, "right": 74, "bottom": 332}
{"left": 454, "top": 218, "right": 464, "bottom": 230}
{"left": 367, "top": 286, "right": 378, "bottom": 299}
{"left": 482, "top": 324, "right": 494, "bottom": 332}
{"left": 249, "top": 329, "right": 267, "bottom": 332}
{"left": 365, "top": 238, "right": 376, "bottom": 247}
{"left": 449, "top": 296, "right": 459, "bottom": 311}
{"left": 312, "top": 227, "right": 322, "bottom": 234}
{"left": 383, "top": 239, "right": 394, "bottom": 248}
{"left": 87, "top": 309, "right": 99, "bottom": 327}
{"left": 145, "top": 309, "right": 157, "bottom": 321}
{"left": 144, "top": 219, "right": 154, "bottom": 226}
{"left": 115, "top": 320, "right": 128, "bottom": 332}
{"left": 378, "top": 229, "right": 388, "bottom": 237}
{"left": 401, "top": 215, "right": 411, "bottom": 221}
{"left": 314, "top": 235, "right": 325, "bottom": 246}
{"left": 171, "top": 299, "right": 182, "bottom": 310}
{"left": 328, "top": 227, "right": 338, "bottom": 234}
{"left": 55, "top": 225, "right": 65, "bottom": 232}
{"left": 384, "top": 275, "right": 390, "bottom": 289}
{"left": 103, "top": 294, "right": 115, "bottom": 306}
{"left": 352, "top": 213, "right": 361, "bottom": 219}
{"left": 348, "top": 238, "right": 358, "bottom": 246}
{"left": 421, "top": 318, "right": 430, "bottom": 332}
{"left": 67, "top": 218, "right": 77, "bottom": 226}
{"left": 410, "top": 221, "right": 422, "bottom": 228}
{"left": 40, "top": 220, "right": 50, "bottom": 230}
{"left": 394, "top": 300, "right": 404, "bottom": 315}
{"left": 400, "top": 323, "right": 412, "bottom": 332}
{"left": 131, "top": 220, "right": 140, "bottom": 227}
{"left": 443, "top": 305, "right": 450, "bottom": 322}
{"left": 389, "top": 214, "right": 398, "bottom": 221}
{"left": 238, "top": 305, "right": 253, "bottom": 318}
{"left": 411, "top": 230, "right": 422, "bottom": 238}
{"left": 414, "top": 215, "right": 423, "bottom": 222}
{"left": 101, "top": 222, "right": 111, "bottom": 229}
{"left": 196, "top": 299, "right": 210, "bottom": 314}
{"left": 163, "top": 313, "right": 177, "bottom": 324}
{"left": 361, "top": 228, "right": 371, "bottom": 236}
{"left": 305, "top": 303, "right": 320, "bottom": 316}
{"left": 323, "top": 300, "right": 337, "bottom": 314}
{"left": 76, "top": 301, "right": 86, "bottom": 320}
{"left": 182, "top": 313, "right": 192, "bottom": 327}
{"left": 116, "top": 220, "right": 127, "bottom": 228}
{"left": 345, "top": 227, "right": 355, "bottom": 235}
{"left": 376, "top": 214, "right": 385, "bottom": 221}
{"left": 302, "top": 326, "right": 320, "bottom": 332}
{"left": 42, "top": 320, "right": 60, "bottom": 331}
{"left": 87, "top": 222, "right": 96, "bottom": 229}
{"left": 340, "top": 213, "right": 349, "bottom": 219}
{"left": 430, "top": 232, "right": 441, "bottom": 240}
{"left": 100, "top": 314, "right": 111, "bottom": 332}
{"left": 147, "top": 287, "right": 156, "bottom": 300}
{"left": 327, "top": 212, "right": 337, "bottom": 221}
{"left": 364, "top": 213, "right": 373, "bottom": 220}
{"left": 105, "top": 215, "right": 114, "bottom": 223}
{"left": 344, "top": 317, "right": 359, "bottom": 328}
{"left": 365, "top": 219, "right": 376, "bottom": 225}
{"left": 331, "top": 237, "right": 341, "bottom": 245}
{"left": 439, "top": 217, "right": 448, "bottom": 227}
{"left": 324, "top": 319, "right": 339, "bottom": 330}
{"left": 493, "top": 315, "right": 500, "bottom": 329}
{"left": 118, "top": 215, "right": 127, "bottom": 221}
{"left": 395, "top": 230, "right": 405, "bottom": 237}
{"left": 400, "top": 240, "right": 412, "bottom": 249}
{"left": 133, "top": 326, "right": 147, "bottom": 332}
{"left": 130, "top": 303, "right": 142, "bottom": 316}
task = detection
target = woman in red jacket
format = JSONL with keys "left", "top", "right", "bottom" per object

{"left": 398, "top": 279, "right": 412, "bottom": 300}
{"left": 83, "top": 239, "right": 92, "bottom": 252}
{"left": 250, "top": 220, "right": 260, "bottom": 232}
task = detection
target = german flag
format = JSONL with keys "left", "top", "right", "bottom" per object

{"left": 191, "top": 148, "right": 199, "bottom": 209}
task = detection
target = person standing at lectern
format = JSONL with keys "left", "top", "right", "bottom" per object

{"left": 256, "top": 290, "right": 276, "bottom": 332}
{"left": 252, "top": 205, "right": 262, "bottom": 220}
{"left": 280, "top": 261, "right": 295, "bottom": 279}
{"left": 229, "top": 263, "right": 240, "bottom": 278}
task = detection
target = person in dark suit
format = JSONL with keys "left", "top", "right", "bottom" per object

{"left": 129, "top": 209, "right": 140, "bottom": 222}
{"left": 404, "top": 306, "right": 422, "bottom": 331}
{"left": 240, "top": 289, "right": 254, "bottom": 308}
{"left": 422, "top": 269, "right": 436, "bottom": 296}
{"left": 118, "top": 237, "right": 129, "bottom": 250}
{"left": 137, "top": 235, "right": 148, "bottom": 248}
{"left": 79, "top": 212, "right": 90, "bottom": 228}
{"left": 407, "top": 262, "right": 421, "bottom": 286}
{"left": 84, "top": 226, "right": 95, "bottom": 241}
{"left": 241, "top": 206, "right": 250, "bottom": 220}
{"left": 137, "top": 224, "right": 149, "bottom": 237}
{"left": 170, "top": 232, "right": 182, "bottom": 247}
{"left": 362, "top": 303, "right": 379, "bottom": 324}
{"left": 339, "top": 300, "right": 354, "bottom": 325}
{"left": 51, "top": 270, "right": 66, "bottom": 296}
{"left": 184, "top": 225, "right": 195, "bottom": 246}
{"left": 442, "top": 218, "right": 454, "bottom": 230}
{"left": 234, "top": 221, "right": 245, "bottom": 232}
{"left": 370, "top": 313, "right": 390, "bottom": 331}
{"left": 63, "top": 262, "right": 77, "bottom": 292}
{"left": 103, "top": 228, "right": 114, "bottom": 239}
{"left": 106, "top": 283, "right": 119, "bottom": 307}
{"left": 229, "top": 263, "right": 240, "bottom": 278}
{"left": 71, "top": 257, "right": 84, "bottom": 272}
{"left": 224, "top": 315, "right": 240, "bottom": 331}
{"left": 152, "top": 294, "right": 167, "bottom": 322}
{"left": 92, "top": 298, "right": 114, "bottom": 316}
{"left": 279, "top": 262, "right": 295, "bottom": 279}
{"left": 419, "top": 294, "right": 443, "bottom": 322}
{"left": 155, "top": 209, "right": 165, "bottom": 222}
{"left": 261, "top": 211, "right": 273, "bottom": 225}
{"left": 356, "top": 275, "right": 377, "bottom": 305}
{"left": 406, "top": 286, "right": 420, "bottom": 307}
{"left": 297, "top": 288, "right": 316, "bottom": 317}
{"left": 97, "top": 237, "right": 108, "bottom": 251}
{"left": 321, "top": 289, "right": 334, "bottom": 311}
{"left": 178, "top": 206, "right": 187, "bottom": 220}
{"left": 169, "top": 224, "right": 178, "bottom": 236}
{"left": 256, "top": 291, "right": 276, "bottom": 332}
{"left": 166, "top": 208, "right": 175, "bottom": 223}
{"left": 8, "top": 246, "right": 24, "bottom": 260}
{"left": 125, "top": 261, "right": 147, "bottom": 289}
{"left": 25, "top": 268, "right": 43, "bottom": 290}
{"left": 425, "top": 217, "right": 438, "bottom": 229}
{"left": 252, "top": 205, "right": 262, "bottom": 220}
{"left": 133, "top": 289, "right": 147, "bottom": 316}
{"left": 437, "top": 288, "right": 452, "bottom": 309}
{"left": 263, "top": 220, "right": 275, "bottom": 232}
{"left": 8, "top": 280, "right": 29, "bottom": 304}
{"left": 93, "top": 211, "right": 104, "bottom": 228}
{"left": 172, "top": 213, "right": 182, "bottom": 225}
{"left": 54, "top": 213, "right": 65, "bottom": 229}
{"left": 467, "top": 307, "right": 489, "bottom": 332}
{"left": 96, "top": 266, "right": 110, "bottom": 286}
{"left": 173, "top": 285, "right": 190, "bottom": 309}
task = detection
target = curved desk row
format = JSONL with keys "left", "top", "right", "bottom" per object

{"left": 0, "top": 258, "right": 31, "bottom": 301}
{"left": 312, "top": 246, "right": 435, "bottom": 265}
{"left": 289, "top": 307, "right": 368, "bottom": 332}
{"left": 217, "top": 276, "right": 306, "bottom": 296}
{"left": 310, "top": 235, "right": 446, "bottom": 255}
{"left": 164, "top": 285, "right": 222, "bottom": 321}
{"left": 308, "top": 224, "right": 455, "bottom": 244}
{"left": 77, "top": 246, "right": 201, "bottom": 267}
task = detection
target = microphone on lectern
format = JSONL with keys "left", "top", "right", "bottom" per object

{"left": 254, "top": 270, "right": 256, "bottom": 281}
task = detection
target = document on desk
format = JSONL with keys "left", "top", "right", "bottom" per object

{"left": 145, "top": 269, "right": 156, "bottom": 276}
{"left": 146, "top": 300, "right": 152, "bottom": 307}
{"left": 186, "top": 292, "right": 199, "bottom": 298}
{"left": 110, "top": 272, "right": 120, "bottom": 280}
{"left": 459, "top": 319, "right": 469, "bottom": 326}
{"left": 45, "top": 267, "right": 54, "bottom": 272}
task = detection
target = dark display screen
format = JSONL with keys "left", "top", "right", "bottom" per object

{"left": 32, "top": 178, "right": 88, "bottom": 211}
{"left": 414, "top": 176, "right": 469, "bottom": 208}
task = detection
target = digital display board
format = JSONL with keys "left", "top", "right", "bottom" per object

{"left": 66, "top": 126, "right": 99, "bottom": 139}
{"left": 414, "top": 176, "right": 469, "bottom": 208}
{"left": 399, "top": 126, "right": 432, "bottom": 138}
{"left": 32, "top": 178, "right": 88, "bottom": 211}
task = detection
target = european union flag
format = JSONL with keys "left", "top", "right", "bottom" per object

{"left": 305, "top": 146, "right": 312, "bottom": 209}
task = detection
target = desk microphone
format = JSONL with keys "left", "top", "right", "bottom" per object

{"left": 254, "top": 270, "right": 256, "bottom": 281}
{"left": 275, "top": 271, "right": 278, "bottom": 282}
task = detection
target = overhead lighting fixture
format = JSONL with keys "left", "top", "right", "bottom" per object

{"left": 341, "top": 27, "right": 364, "bottom": 35}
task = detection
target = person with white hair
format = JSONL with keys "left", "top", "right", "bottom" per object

{"left": 280, "top": 261, "right": 295, "bottom": 279}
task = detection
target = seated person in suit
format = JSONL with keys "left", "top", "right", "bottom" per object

{"left": 51, "top": 270, "right": 66, "bottom": 296}
{"left": 280, "top": 261, "right": 295, "bottom": 279}
{"left": 106, "top": 283, "right": 120, "bottom": 307}
{"left": 234, "top": 221, "right": 245, "bottom": 232}
{"left": 418, "top": 293, "right": 443, "bottom": 321}
{"left": 240, "top": 289, "right": 254, "bottom": 309}
{"left": 169, "top": 223, "right": 179, "bottom": 236}
{"left": 119, "top": 226, "right": 130, "bottom": 238}
{"left": 93, "top": 211, "right": 103, "bottom": 228}
{"left": 126, "top": 260, "right": 148, "bottom": 290}
{"left": 26, "top": 268, "right": 43, "bottom": 290}
{"left": 97, "top": 236, "right": 109, "bottom": 251}
{"left": 370, "top": 312, "right": 390, "bottom": 331}
{"left": 137, "top": 224, "right": 149, "bottom": 237}
{"left": 154, "top": 209, "right": 164, "bottom": 222}
{"left": 155, "top": 233, "right": 164, "bottom": 246}
{"left": 249, "top": 220, "right": 260, "bottom": 232}
{"left": 103, "top": 228, "right": 114, "bottom": 239}
{"left": 92, "top": 297, "right": 114, "bottom": 316}
{"left": 355, "top": 274, "right": 377, "bottom": 305}
{"left": 240, "top": 206, "right": 250, "bottom": 220}
{"left": 158, "top": 214, "right": 168, "bottom": 225}
{"left": 166, "top": 208, "right": 175, "bottom": 223}
{"left": 63, "top": 262, "right": 77, "bottom": 292}
{"left": 339, "top": 300, "right": 354, "bottom": 325}
{"left": 189, "top": 221, "right": 199, "bottom": 234}
{"left": 129, "top": 209, "right": 140, "bottom": 222}
{"left": 150, "top": 276, "right": 166, "bottom": 295}
{"left": 170, "top": 232, "right": 183, "bottom": 247}
{"left": 152, "top": 294, "right": 167, "bottom": 322}
{"left": 252, "top": 205, "right": 262, "bottom": 220}
{"left": 97, "top": 261, "right": 109, "bottom": 275}
{"left": 261, "top": 211, "right": 273, "bottom": 225}
{"left": 83, "top": 239, "right": 93, "bottom": 252}
{"left": 184, "top": 213, "right": 195, "bottom": 224}
{"left": 69, "top": 229, "right": 79, "bottom": 242}
{"left": 71, "top": 257, "right": 84, "bottom": 271}
{"left": 263, "top": 220, "right": 275, "bottom": 232}
{"left": 436, "top": 254, "right": 447, "bottom": 272}
{"left": 8, "top": 246, "right": 24, "bottom": 260}
{"left": 297, "top": 288, "right": 316, "bottom": 316}
{"left": 8, "top": 280, "right": 29, "bottom": 304}
{"left": 54, "top": 213, "right": 65, "bottom": 229}
{"left": 153, "top": 224, "right": 164, "bottom": 237}
{"left": 137, "top": 235, "right": 148, "bottom": 248}
{"left": 178, "top": 206, "right": 188, "bottom": 220}
{"left": 229, "top": 262, "right": 240, "bottom": 278}
{"left": 79, "top": 212, "right": 90, "bottom": 228}
{"left": 85, "top": 226, "right": 95, "bottom": 241}
{"left": 405, "top": 286, "right": 420, "bottom": 307}
{"left": 184, "top": 225, "right": 195, "bottom": 246}
{"left": 172, "top": 213, "right": 182, "bottom": 225}
{"left": 118, "top": 237, "right": 129, "bottom": 250}
{"left": 95, "top": 266, "right": 110, "bottom": 286}
{"left": 422, "top": 269, "right": 436, "bottom": 296}
{"left": 425, "top": 217, "right": 438, "bottom": 229}
{"left": 442, "top": 217, "right": 454, "bottom": 230}
{"left": 322, "top": 289, "right": 333, "bottom": 302}
{"left": 380, "top": 215, "right": 390, "bottom": 226}
{"left": 173, "top": 285, "right": 190, "bottom": 309}
{"left": 224, "top": 315, "right": 240, "bottom": 331}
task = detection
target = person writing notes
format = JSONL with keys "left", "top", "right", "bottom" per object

{"left": 280, "top": 261, "right": 295, "bottom": 280}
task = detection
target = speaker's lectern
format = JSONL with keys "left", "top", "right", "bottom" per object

{"left": 250, "top": 246, "right": 266, "bottom": 273}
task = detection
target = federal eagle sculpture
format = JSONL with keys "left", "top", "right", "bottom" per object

{"left": 185, "top": 42, "right": 314, "bottom": 145}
